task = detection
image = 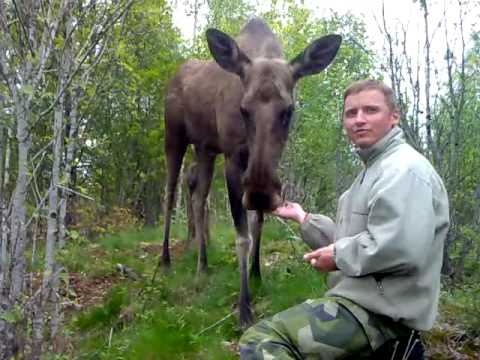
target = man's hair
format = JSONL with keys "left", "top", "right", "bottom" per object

{"left": 343, "top": 80, "right": 399, "bottom": 112}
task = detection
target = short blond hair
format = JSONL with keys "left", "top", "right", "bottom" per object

{"left": 343, "top": 80, "right": 399, "bottom": 112}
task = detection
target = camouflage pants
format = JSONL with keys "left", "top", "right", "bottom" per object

{"left": 239, "top": 297, "right": 401, "bottom": 360}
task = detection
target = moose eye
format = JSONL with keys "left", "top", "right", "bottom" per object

{"left": 240, "top": 106, "right": 250, "bottom": 119}
{"left": 280, "top": 105, "right": 294, "bottom": 128}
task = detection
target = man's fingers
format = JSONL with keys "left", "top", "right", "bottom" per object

{"left": 309, "top": 257, "right": 326, "bottom": 272}
{"left": 303, "top": 248, "right": 323, "bottom": 260}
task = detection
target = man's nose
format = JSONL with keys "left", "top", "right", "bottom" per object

{"left": 353, "top": 110, "right": 367, "bottom": 123}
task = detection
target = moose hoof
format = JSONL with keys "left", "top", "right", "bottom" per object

{"left": 160, "top": 254, "right": 171, "bottom": 268}
{"left": 249, "top": 267, "right": 262, "bottom": 281}
{"left": 239, "top": 306, "right": 254, "bottom": 329}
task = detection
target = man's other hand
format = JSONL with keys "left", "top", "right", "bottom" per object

{"left": 304, "top": 244, "right": 337, "bottom": 272}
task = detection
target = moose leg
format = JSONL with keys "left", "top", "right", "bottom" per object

{"left": 185, "top": 163, "right": 197, "bottom": 249}
{"left": 225, "top": 159, "right": 253, "bottom": 327}
{"left": 192, "top": 153, "right": 215, "bottom": 273}
{"left": 161, "top": 137, "right": 187, "bottom": 267}
{"left": 203, "top": 199, "right": 210, "bottom": 245}
{"left": 248, "top": 210, "right": 264, "bottom": 280}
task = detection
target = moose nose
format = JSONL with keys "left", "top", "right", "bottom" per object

{"left": 242, "top": 191, "right": 282, "bottom": 211}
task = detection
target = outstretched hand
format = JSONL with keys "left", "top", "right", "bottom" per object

{"left": 272, "top": 201, "right": 308, "bottom": 224}
{"left": 273, "top": 202, "right": 336, "bottom": 271}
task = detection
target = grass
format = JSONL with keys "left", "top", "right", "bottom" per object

{"left": 424, "top": 283, "right": 480, "bottom": 359}
{"left": 54, "top": 216, "right": 480, "bottom": 359}
{"left": 57, "top": 216, "right": 328, "bottom": 359}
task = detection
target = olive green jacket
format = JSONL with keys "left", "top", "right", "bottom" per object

{"left": 300, "top": 127, "right": 450, "bottom": 330}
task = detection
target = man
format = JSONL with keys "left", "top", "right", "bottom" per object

{"left": 239, "top": 80, "right": 450, "bottom": 359}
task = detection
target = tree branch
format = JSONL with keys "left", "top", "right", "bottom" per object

{"left": 33, "top": 0, "right": 134, "bottom": 126}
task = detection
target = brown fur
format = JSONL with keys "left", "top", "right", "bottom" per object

{"left": 161, "top": 18, "right": 341, "bottom": 327}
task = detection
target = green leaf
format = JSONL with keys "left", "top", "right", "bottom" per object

{"left": 69, "top": 230, "right": 80, "bottom": 240}
{"left": 20, "top": 84, "right": 34, "bottom": 95}
{"left": 0, "top": 305, "right": 23, "bottom": 323}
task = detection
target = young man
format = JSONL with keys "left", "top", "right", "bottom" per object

{"left": 239, "top": 80, "right": 450, "bottom": 359}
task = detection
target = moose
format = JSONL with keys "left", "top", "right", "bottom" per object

{"left": 161, "top": 18, "right": 341, "bottom": 327}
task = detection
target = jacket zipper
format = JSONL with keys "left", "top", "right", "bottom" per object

{"left": 376, "top": 278, "right": 385, "bottom": 296}
{"left": 360, "top": 168, "right": 367, "bottom": 184}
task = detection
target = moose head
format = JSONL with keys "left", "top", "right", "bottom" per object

{"left": 206, "top": 29, "right": 342, "bottom": 211}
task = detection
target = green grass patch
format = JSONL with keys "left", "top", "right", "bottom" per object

{"left": 422, "top": 282, "right": 480, "bottom": 358}
{"left": 61, "top": 217, "right": 330, "bottom": 359}
{"left": 50, "top": 216, "right": 480, "bottom": 359}
{"left": 439, "top": 283, "right": 480, "bottom": 337}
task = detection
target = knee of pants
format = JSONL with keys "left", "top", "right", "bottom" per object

{"left": 239, "top": 320, "right": 298, "bottom": 360}
{"left": 240, "top": 299, "right": 374, "bottom": 359}
{"left": 240, "top": 319, "right": 276, "bottom": 345}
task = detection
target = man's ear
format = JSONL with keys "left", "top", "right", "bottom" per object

{"left": 206, "top": 28, "right": 251, "bottom": 78}
{"left": 289, "top": 34, "right": 342, "bottom": 81}
{"left": 392, "top": 110, "right": 400, "bottom": 126}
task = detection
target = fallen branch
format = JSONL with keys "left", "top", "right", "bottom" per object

{"left": 196, "top": 310, "right": 236, "bottom": 337}
{"left": 55, "top": 184, "right": 95, "bottom": 201}
{"left": 108, "top": 327, "right": 114, "bottom": 348}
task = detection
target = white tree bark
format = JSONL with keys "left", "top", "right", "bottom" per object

{"left": 0, "top": 124, "right": 10, "bottom": 292}
{"left": 3, "top": 86, "right": 31, "bottom": 360}
{"left": 58, "top": 93, "right": 79, "bottom": 248}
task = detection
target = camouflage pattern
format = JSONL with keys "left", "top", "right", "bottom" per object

{"left": 239, "top": 296, "right": 408, "bottom": 360}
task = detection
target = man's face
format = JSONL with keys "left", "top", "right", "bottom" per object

{"left": 343, "top": 89, "right": 399, "bottom": 148}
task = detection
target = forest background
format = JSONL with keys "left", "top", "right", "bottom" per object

{"left": 0, "top": 0, "right": 479, "bottom": 358}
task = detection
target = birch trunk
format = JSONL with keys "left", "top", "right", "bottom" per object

{"left": 0, "top": 86, "right": 31, "bottom": 360}
{"left": 34, "top": 4, "right": 75, "bottom": 356}
{"left": 58, "top": 93, "right": 79, "bottom": 248}
{"left": 0, "top": 124, "right": 9, "bottom": 292}
{"left": 32, "top": 93, "right": 65, "bottom": 358}
{"left": 420, "top": 0, "right": 440, "bottom": 166}
{"left": 445, "top": 4, "right": 467, "bottom": 280}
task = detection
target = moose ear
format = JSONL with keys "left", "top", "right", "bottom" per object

{"left": 289, "top": 34, "right": 342, "bottom": 81}
{"left": 206, "top": 28, "right": 251, "bottom": 78}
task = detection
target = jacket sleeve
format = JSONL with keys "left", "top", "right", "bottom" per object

{"left": 300, "top": 213, "right": 336, "bottom": 250}
{"left": 334, "top": 168, "right": 436, "bottom": 277}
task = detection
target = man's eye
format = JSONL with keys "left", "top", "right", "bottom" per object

{"left": 345, "top": 110, "right": 356, "bottom": 117}
{"left": 365, "top": 107, "right": 378, "bottom": 113}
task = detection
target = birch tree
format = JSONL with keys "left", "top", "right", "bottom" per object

{"left": 378, "top": 0, "right": 479, "bottom": 278}
{"left": 0, "top": 102, "right": 12, "bottom": 294}
{"left": 0, "top": 0, "right": 133, "bottom": 357}
{"left": 0, "top": 1, "right": 67, "bottom": 356}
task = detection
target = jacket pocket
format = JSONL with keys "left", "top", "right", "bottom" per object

{"left": 351, "top": 208, "right": 369, "bottom": 216}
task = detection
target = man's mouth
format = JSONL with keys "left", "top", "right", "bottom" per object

{"left": 355, "top": 129, "right": 369, "bottom": 135}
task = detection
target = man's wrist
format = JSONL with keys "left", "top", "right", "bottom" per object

{"left": 299, "top": 211, "right": 309, "bottom": 224}
{"left": 332, "top": 244, "right": 338, "bottom": 270}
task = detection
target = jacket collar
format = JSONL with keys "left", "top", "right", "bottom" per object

{"left": 356, "top": 126, "right": 404, "bottom": 164}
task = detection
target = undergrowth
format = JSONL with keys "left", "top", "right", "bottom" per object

{"left": 56, "top": 217, "right": 327, "bottom": 359}
{"left": 51, "top": 217, "right": 480, "bottom": 359}
{"left": 425, "top": 283, "right": 480, "bottom": 359}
